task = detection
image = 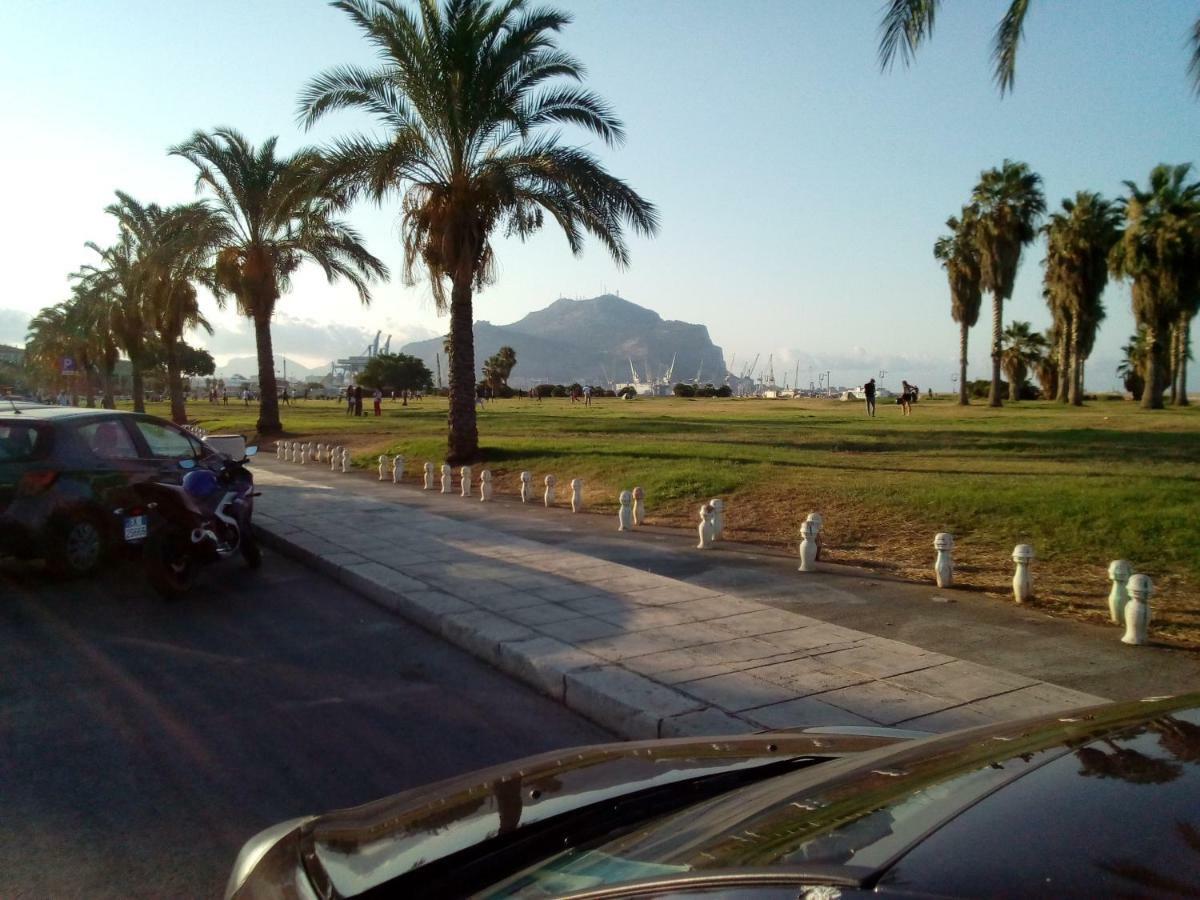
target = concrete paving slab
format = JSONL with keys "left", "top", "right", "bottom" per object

{"left": 504, "top": 602, "right": 588, "bottom": 627}
{"left": 818, "top": 681, "right": 960, "bottom": 726}
{"left": 741, "top": 696, "right": 881, "bottom": 730}
{"left": 440, "top": 610, "right": 536, "bottom": 665}
{"left": 660, "top": 708, "right": 759, "bottom": 738}
{"left": 493, "top": 637, "right": 605, "bottom": 700}
{"left": 536, "top": 616, "right": 627, "bottom": 644}
{"left": 676, "top": 671, "right": 800, "bottom": 712}
{"left": 564, "top": 665, "right": 704, "bottom": 739}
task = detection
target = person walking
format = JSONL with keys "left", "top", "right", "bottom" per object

{"left": 373, "top": 388, "right": 382, "bottom": 416}
{"left": 583, "top": 384, "right": 592, "bottom": 406}
{"left": 863, "top": 378, "right": 876, "bottom": 417}
{"left": 346, "top": 385, "right": 354, "bottom": 415}
{"left": 354, "top": 384, "right": 364, "bottom": 417}
{"left": 900, "top": 380, "right": 914, "bottom": 416}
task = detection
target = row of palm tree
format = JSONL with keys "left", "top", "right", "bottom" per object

{"left": 936, "top": 161, "right": 1199, "bottom": 409}
{"left": 26, "top": 0, "right": 654, "bottom": 459}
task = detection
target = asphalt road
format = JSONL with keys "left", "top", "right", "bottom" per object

{"left": 0, "top": 549, "right": 612, "bottom": 899}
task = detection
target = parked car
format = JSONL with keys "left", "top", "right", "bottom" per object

{"left": 226, "top": 693, "right": 1200, "bottom": 899}
{"left": 0, "top": 405, "right": 226, "bottom": 576}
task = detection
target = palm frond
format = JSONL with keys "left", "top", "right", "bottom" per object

{"left": 878, "top": 0, "right": 939, "bottom": 72}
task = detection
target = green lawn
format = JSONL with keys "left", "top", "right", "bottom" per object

{"left": 160, "top": 394, "right": 1200, "bottom": 644}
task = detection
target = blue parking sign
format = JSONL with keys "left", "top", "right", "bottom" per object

{"left": 61, "top": 357, "right": 76, "bottom": 373}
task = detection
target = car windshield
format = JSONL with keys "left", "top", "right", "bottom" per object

{"left": 0, "top": 422, "right": 50, "bottom": 462}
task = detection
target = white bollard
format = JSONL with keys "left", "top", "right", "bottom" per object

{"left": 290, "top": 442, "right": 300, "bottom": 463}
{"left": 276, "top": 442, "right": 284, "bottom": 461}
{"left": 934, "top": 533, "right": 954, "bottom": 588}
{"left": 1108, "top": 559, "right": 1132, "bottom": 625}
{"left": 308, "top": 442, "right": 317, "bottom": 462}
{"left": 1012, "top": 544, "right": 1034, "bottom": 603}
{"left": 632, "top": 486, "right": 646, "bottom": 527}
{"left": 805, "top": 512, "right": 823, "bottom": 560}
{"left": 340, "top": 447, "right": 350, "bottom": 473}
{"left": 479, "top": 469, "right": 493, "bottom": 501}
{"left": 330, "top": 446, "right": 339, "bottom": 472}
{"left": 392, "top": 455, "right": 404, "bottom": 484}
{"left": 423, "top": 461, "right": 435, "bottom": 490}
{"left": 697, "top": 503, "right": 715, "bottom": 549}
{"left": 618, "top": 490, "right": 633, "bottom": 531}
{"left": 570, "top": 478, "right": 583, "bottom": 513}
{"left": 378, "top": 455, "right": 388, "bottom": 480}
{"left": 544, "top": 474, "right": 556, "bottom": 507}
{"left": 710, "top": 498, "right": 724, "bottom": 539}
{"left": 1122, "top": 574, "right": 1152, "bottom": 645}
{"left": 315, "top": 443, "right": 324, "bottom": 463}
{"left": 440, "top": 464, "right": 452, "bottom": 494}
{"left": 520, "top": 471, "right": 532, "bottom": 503}
{"left": 299, "top": 442, "right": 308, "bottom": 464}
{"left": 798, "top": 519, "right": 818, "bottom": 572}
{"left": 460, "top": 465, "right": 472, "bottom": 498}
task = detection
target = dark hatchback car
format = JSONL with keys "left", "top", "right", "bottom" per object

{"left": 228, "top": 694, "right": 1200, "bottom": 899}
{"left": 0, "top": 404, "right": 221, "bottom": 576}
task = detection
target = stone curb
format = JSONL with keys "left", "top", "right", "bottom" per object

{"left": 253, "top": 523, "right": 757, "bottom": 738}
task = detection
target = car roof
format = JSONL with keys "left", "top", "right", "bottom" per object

{"left": 0, "top": 406, "right": 140, "bottom": 423}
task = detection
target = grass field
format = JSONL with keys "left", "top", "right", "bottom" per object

{"left": 163, "top": 394, "right": 1200, "bottom": 646}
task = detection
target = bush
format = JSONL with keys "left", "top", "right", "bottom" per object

{"left": 673, "top": 383, "right": 696, "bottom": 397}
{"left": 551, "top": 384, "right": 567, "bottom": 398}
{"left": 617, "top": 386, "right": 637, "bottom": 400}
{"left": 716, "top": 384, "right": 732, "bottom": 397}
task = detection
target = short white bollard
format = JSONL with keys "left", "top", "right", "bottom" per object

{"left": 315, "top": 443, "right": 324, "bottom": 463}
{"left": 1012, "top": 544, "right": 1034, "bottom": 603}
{"left": 1122, "top": 574, "right": 1152, "bottom": 645}
{"left": 479, "top": 469, "right": 493, "bottom": 501}
{"left": 520, "top": 471, "right": 532, "bottom": 503}
{"left": 570, "top": 478, "right": 583, "bottom": 513}
{"left": 340, "top": 447, "right": 350, "bottom": 473}
{"left": 805, "top": 512, "right": 823, "bottom": 560}
{"left": 392, "top": 455, "right": 404, "bottom": 484}
{"left": 618, "top": 490, "right": 633, "bottom": 531}
{"left": 460, "top": 465, "right": 472, "bottom": 498}
{"left": 330, "top": 446, "right": 339, "bottom": 472}
{"left": 276, "top": 442, "right": 284, "bottom": 461}
{"left": 1108, "top": 559, "right": 1132, "bottom": 625}
{"left": 632, "top": 486, "right": 646, "bottom": 527}
{"left": 697, "top": 503, "right": 716, "bottom": 549}
{"left": 378, "top": 455, "right": 388, "bottom": 480}
{"left": 544, "top": 474, "right": 556, "bottom": 507}
{"left": 300, "top": 442, "right": 309, "bottom": 465}
{"left": 798, "top": 519, "right": 818, "bottom": 572}
{"left": 440, "top": 464, "right": 452, "bottom": 494}
{"left": 934, "top": 533, "right": 954, "bottom": 588}
{"left": 423, "top": 461, "right": 435, "bottom": 490}
{"left": 710, "top": 498, "right": 724, "bottom": 539}
{"left": 291, "top": 442, "right": 301, "bottom": 463}
{"left": 308, "top": 443, "right": 317, "bottom": 462}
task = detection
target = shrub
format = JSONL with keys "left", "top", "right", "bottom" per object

{"left": 673, "top": 383, "right": 696, "bottom": 397}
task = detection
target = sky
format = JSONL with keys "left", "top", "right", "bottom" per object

{"left": 2, "top": 0, "right": 1198, "bottom": 391}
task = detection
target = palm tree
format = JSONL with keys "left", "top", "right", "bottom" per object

{"left": 934, "top": 207, "right": 982, "bottom": 405}
{"left": 1117, "top": 328, "right": 1151, "bottom": 400}
{"left": 879, "top": 1, "right": 1200, "bottom": 96}
{"left": 972, "top": 160, "right": 1046, "bottom": 407}
{"left": 1032, "top": 323, "right": 1060, "bottom": 399}
{"left": 170, "top": 128, "right": 389, "bottom": 435}
{"left": 1042, "top": 192, "right": 1122, "bottom": 405}
{"left": 1110, "top": 164, "right": 1200, "bottom": 409}
{"left": 299, "top": 0, "right": 658, "bottom": 463}
{"left": 25, "top": 304, "right": 78, "bottom": 402}
{"left": 1000, "top": 320, "right": 1047, "bottom": 400}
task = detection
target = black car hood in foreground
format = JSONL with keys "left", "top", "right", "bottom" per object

{"left": 228, "top": 695, "right": 1200, "bottom": 899}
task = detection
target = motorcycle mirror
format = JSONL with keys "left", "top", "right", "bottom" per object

{"left": 245, "top": 446, "right": 258, "bottom": 457}
{"left": 179, "top": 459, "right": 197, "bottom": 470}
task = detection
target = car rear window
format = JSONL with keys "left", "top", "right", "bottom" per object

{"left": 0, "top": 422, "right": 52, "bottom": 462}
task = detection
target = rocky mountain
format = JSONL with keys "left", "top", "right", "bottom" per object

{"left": 399, "top": 295, "right": 727, "bottom": 387}
{"left": 214, "top": 356, "right": 326, "bottom": 382}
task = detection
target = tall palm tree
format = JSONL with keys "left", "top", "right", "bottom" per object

{"left": 69, "top": 282, "right": 122, "bottom": 409}
{"left": 1000, "top": 320, "right": 1047, "bottom": 400}
{"left": 879, "top": 1, "right": 1200, "bottom": 96}
{"left": 1110, "top": 164, "right": 1200, "bottom": 409}
{"left": 170, "top": 128, "right": 389, "bottom": 435}
{"left": 934, "top": 207, "right": 982, "bottom": 405}
{"left": 1117, "top": 327, "right": 1152, "bottom": 400}
{"left": 1032, "top": 324, "right": 1059, "bottom": 399}
{"left": 1042, "top": 192, "right": 1121, "bottom": 405}
{"left": 299, "top": 0, "right": 658, "bottom": 463}
{"left": 25, "top": 304, "right": 78, "bottom": 402}
{"left": 1041, "top": 281, "right": 1072, "bottom": 403}
{"left": 972, "top": 160, "right": 1046, "bottom": 407}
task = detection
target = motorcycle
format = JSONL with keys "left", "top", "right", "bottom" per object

{"left": 141, "top": 447, "right": 261, "bottom": 596}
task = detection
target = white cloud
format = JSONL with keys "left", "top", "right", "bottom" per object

{"left": 0, "top": 309, "right": 32, "bottom": 346}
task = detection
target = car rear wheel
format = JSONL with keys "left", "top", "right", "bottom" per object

{"left": 48, "top": 512, "right": 106, "bottom": 578}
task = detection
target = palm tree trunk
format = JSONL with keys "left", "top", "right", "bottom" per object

{"left": 131, "top": 366, "right": 145, "bottom": 413}
{"left": 1168, "top": 323, "right": 1179, "bottom": 404}
{"left": 1056, "top": 325, "right": 1070, "bottom": 403}
{"left": 166, "top": 344, "right": 186, "bottom": 424}
{"left": 1142, "top": 327, "right": 1164, "bottom": 410}
{"left": 254, "top": 310, "right": 282, "bottom": 435}
{"left": 1069, "top": 318, "right": 1082, "bottom": 407}
{"left": 1008, "top": 364, "right": 1020, "bottom": 401}
{"left": 1178, "top": 317, "right": 1191, "bottom": 406}
{"left": 988, "top": 295, "right": 1003, "bottom": 407}
{"left": 447, "top": 276, "right": 479, "bottom": 464}
{"left": 958, "top": 321, "right": 969, "bottom": 405}
{"left": 101, "top": 369, "right": 115, "bottom": 409}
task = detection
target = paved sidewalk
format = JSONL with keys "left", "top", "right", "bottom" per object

{"left": 246, "top": 457, "right": 1146, "bottom": 739}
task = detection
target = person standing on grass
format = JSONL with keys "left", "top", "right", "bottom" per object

{"left": 373, "top": 388, "right": 382, "bottom": 416}
{"left": 900, "top": 380, "right": 915, "bottom": 416}
{"left": 863, "top": 378, "right": 876, "bottom": 417}
{"left": 346, "top": 385, "right": 354, "bottom": 416}
{"left": 354, "top": 384, "right": 364, "bottom": 417}
{"left": 584, "top": 384, "right": 592, "bottom": 406}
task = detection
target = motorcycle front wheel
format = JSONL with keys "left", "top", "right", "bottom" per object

{"left": 241, "top": 530, "right": 262, "bottom": 569}
{"left": 145, "top": 529, "right": 196, "bottom": 598}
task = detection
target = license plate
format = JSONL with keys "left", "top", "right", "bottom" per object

{"left": 123, "top": 515, "right": 148, "bottom": 542}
